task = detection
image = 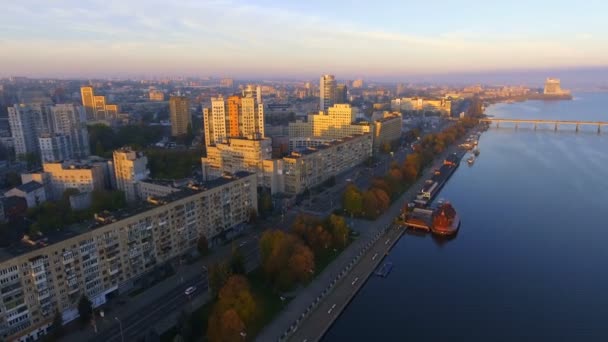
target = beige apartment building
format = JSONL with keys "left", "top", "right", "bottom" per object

{"left": 203, "top": 95, "right": 264, "bottom": 147}
{"left": 113, "top": 148, "right": 150, "bottom": 203}
{"left": 0, "top": 172, "right": 257, "bottom": 342}
{"left": 391, "top": 97, "right": 452, "bottom": 115}
{"left": 169, "top": 96, "right": 191, "bottom": 137}
{"left": 265, "top": 133, "right": 372, "bottom": 194}
{"left": 201, "top": 137, "right": 272, "bottom": 183}
{"left": 149, "top": 89, "right": 165, "bottom": 101}
{"left": 371, "top": 112, "right": 403, "bottom": 151}
{"left": 288, "top": 104, "right": 371, "bottom": 141}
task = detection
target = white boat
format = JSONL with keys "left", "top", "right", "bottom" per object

{"left": 467, "top": 156, "right": 475, "bottom": 165}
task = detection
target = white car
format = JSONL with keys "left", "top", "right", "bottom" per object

{"left": 184, "top": 286, "right": 196, "bottom": 296}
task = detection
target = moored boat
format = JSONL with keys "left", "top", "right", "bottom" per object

{"left": 431, "top": 202, "right": 460, "bottom": 236}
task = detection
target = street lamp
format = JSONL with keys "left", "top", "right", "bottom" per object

{"left": 114, "top": 317, "right": 124, "bottom": 342}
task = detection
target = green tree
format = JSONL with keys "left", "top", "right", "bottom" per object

{"left": 77, "top": 295, "right": 93, "bottom": 327}
{"left": 5, "top": 171, "right": 21, "bottom": 188}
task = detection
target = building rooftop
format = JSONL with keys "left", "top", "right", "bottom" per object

{"left": 0, "top": 171, "right": 254, "bottom": 263}
{"left": 14, "top": 181, "right": 44, "bottom": 193}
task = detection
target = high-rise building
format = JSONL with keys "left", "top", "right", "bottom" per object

{"left": 8, "top": 104, "right": 53, "bottom": 157}
{"left": 242, "top": 84, "right": 262, "bottom": 104}
{"left": 93, "top": 96, "right": 107, "bottom": 120}
{"left": 203, "top": 95, "right": 264, "bottom": 147}
{"left": 80, "top": 86, "right": 95, "bottom": 119}
{"left": 169, "top": 96, "right": 191, "bottom": 136}
{"left": 320, "top": 74, "right": 337, "bottom": 111}
{"left": 113, "top": 148, "right": 150, "bottom": 203}
{"left": 543, "top": 78, "right": 570, "bottom": 95}
{"left": 335, "top": 84, "right": 348, "bottom": 104}
{"left": 203, "top": 97, "right": 227, "bottom": 146}
{"left": 51, "top": 104, "right": 90, "bottom": 159}
{"left": 105, "top": 104, "right": 118, "bottom": 119}
{"left": 38, "top": 133, "right": 72, "bottom": 163}
{"left": 227, "top": 95, "right": 241, "bottom": 137}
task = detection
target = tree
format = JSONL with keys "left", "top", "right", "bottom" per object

{"left": 209, "top": 262, "right": 231, "bottom": 298}
{"left": 208, "top": 308, "right": 246, "bottom": 342}
{"left": 288, "top": 244, "right": 315, "bottom": 282}
{"left": 50, "top": 310, "right": 64, "bottom": 339}
{"left": 5, "top": 171, "right": 21, "bottom": 188}
{"left": 77, "top": 295, "right": 93, "bottom": 327}
{"left": 342, "top": 184, "right": 363, "bottom": 216}
{"left": 197, "top": 235, "right": 209, "bottom": 256}
{"left": 328, "top": 214, "right": 349, "bottom": 248}
{"left": 230, "top": 247, "right": 246, "bottom": 275}
{"left": 217, "top": 276, "right": 257, "bottom": 325}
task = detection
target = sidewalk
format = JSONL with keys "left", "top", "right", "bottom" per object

{"left": 256, "top": 142, "right": 464, "bottom": 342}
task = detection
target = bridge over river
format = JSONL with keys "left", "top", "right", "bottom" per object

{"left": 481, "top": 118, "right": 608, "bottom": 133}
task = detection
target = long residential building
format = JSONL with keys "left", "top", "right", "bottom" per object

{"left": 263, "top": 133, "right": 373, "bottom": 194}
{"left": 201, "top": 136, "right": 272, "bottom": 183}
{"left": 0, "top": 172, "right": 257, "bottom": 342}
{"left": 288, "top": 104, "right": 371, "bottom": 142}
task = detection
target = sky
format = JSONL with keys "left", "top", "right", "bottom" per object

{"left": 2, "top": 0, "right": 608, "bottom": 83}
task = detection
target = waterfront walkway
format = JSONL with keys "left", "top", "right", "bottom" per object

{"left": 256, "top": 141, "right": 464, "bottom": 342}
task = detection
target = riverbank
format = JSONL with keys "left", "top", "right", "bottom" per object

{"left": 284, "top": 129, "right": 476, "bottom": 342}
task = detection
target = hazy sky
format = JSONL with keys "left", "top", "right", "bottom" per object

{"left": 2, "top": 0, "right": 608, "bottom": 80}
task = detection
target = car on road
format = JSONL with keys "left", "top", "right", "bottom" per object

{"left": 184, "top": 286, "right": 196, "bottom": 296}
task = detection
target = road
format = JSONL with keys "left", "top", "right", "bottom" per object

{"left": 63, "top": 233, "right": 261, "bottom": 342}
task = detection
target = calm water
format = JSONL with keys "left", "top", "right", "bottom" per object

{"left": 324, "top": 93, "right": 608, "bottom": 341}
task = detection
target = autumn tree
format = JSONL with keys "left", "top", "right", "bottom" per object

{"left": 208, "top": 308, "right": 246, "bottom": 342}
{"left": 209, "top": 262, "right": 231, "bottom": 298}
{"left": 342, "top": 184, "right": 363, "bottom": 216}
{"left": 327, "top": 214, "right": 349, "bottom": 248}
{"left": 216, "top": 275, "right": 257, "bottom": 325}
{"left": 288, "top": 244, "right": 315, "bottom": 283}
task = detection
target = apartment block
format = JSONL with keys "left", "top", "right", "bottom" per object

{"left": 371, "top": 112, "right": 403, "bottom": 151}
{"left": 149, "top": 89, "right": 165, "bottom": 101}
{"left": 0, "top": 172, "right": 257, "bottom": 341}
{"left": 51, "top": 104, "right": 90, "bottom": 159}
{"left": 391, "top": 97, "right": 452, "bottom": 115}
{"left": 169, "top": 96, "right": 191, "bottom": 137}
{"left": 201, "top": 137, "right": 271, "bottom": 183}
{"left": 288, "top": 104, "right": 371, "bottom": 142}
{"left": 113, "top": 148, "right": 150, "bottom": 203}
{"left": 203, "top": 95, "right": 264, "bottom": 147}
{"left": 38, "top": 133, "right": 72, "bottom": 163}
{"left": 273, "top": 134, "right": 372, "bottom": 194}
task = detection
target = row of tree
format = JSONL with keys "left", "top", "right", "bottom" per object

{"left": 343, "top": 118, "right": 479, "bottom": 220}
{"left": 260, "top": 214, "right": 350, "bottom": 292}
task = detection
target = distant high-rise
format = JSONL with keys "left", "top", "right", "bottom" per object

{"left": 169, "top": 96, "right": 191, "bottom": 136}
{"left": 51, "top": 104, "right": 90, "bottom": 158}
{"left": 38, "top": 133, "right": 72, "bottom": 163}
{"left": 203, "top": 95, "right": 264, "bottom": 147}
{"left": 227, "top": 95, "right": 242, "bottom": 137}
{"left": 105, "top": 104, "right": 118, "bottom": 119}
{"left": 543, "top": 78, "right": 570, "bottom": 95}
{"left": 113, "top": 147, "right": 149, "bottom": 203}
{"left": 320, "top": 74, "right": 337, "bottom": 111}
{"left": 335, "top": 84, "right": 348, "bottom": 104}
{"left": 8, "top": 104, "right": 52, "bottom": 157}
{"left": 80, "top": 86, "right": 95, "bottom": 119}
{"left": 94, "top": 96, "right": 107, "bottom": 120}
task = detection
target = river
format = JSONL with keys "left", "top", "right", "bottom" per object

{"left": 322, "top": 93, "right": 608, "bottom": 341}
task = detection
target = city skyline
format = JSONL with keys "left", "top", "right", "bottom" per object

{"left": 2, "top": 1, "right": 608, "bottom": 81}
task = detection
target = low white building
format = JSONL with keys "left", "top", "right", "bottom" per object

{"left": 4, "top": 181, "right": 46, "bottom": 208}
